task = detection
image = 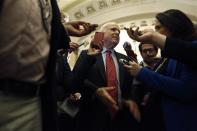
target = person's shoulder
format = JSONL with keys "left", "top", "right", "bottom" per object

{"left": 192, "top": 39, "right": 197, "bottom": 43}
{"left": 115, "top": 51, "right": 126, "bottom": 57}
{"left": 116, "top": 51, "right": 130, "bottom": 60}
{"left": 80, "top": 49, "right": 88, "bottom": 54}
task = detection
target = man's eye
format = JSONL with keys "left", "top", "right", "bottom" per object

{"left": 111, "top": 28, "right": 120, "bottom": 33}
{"left": 111, "top": 28, "right": 116, "bottom": 31}
{"left": 155, "top": 25, "right": 161, "bottom": 30}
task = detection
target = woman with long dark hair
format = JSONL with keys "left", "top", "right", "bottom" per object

{"left": 125, "top": 9, "right": 197, "bottom": 131}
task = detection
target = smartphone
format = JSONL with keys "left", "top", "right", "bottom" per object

{"left": 91, "top": 32, "right": 104, "bottom": 49}
{"left": 119, "top": 59, "right": 130, "bottom": 65}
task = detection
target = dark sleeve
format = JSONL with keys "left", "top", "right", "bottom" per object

{"left": 83, "top": 79, "right": 100, "bottom": 95}
{"left": 0, "top": 0, "right": 4, "bottom": 13}
{"left": 118, "top": 54, "right": 134, "bottom": 100}
{"left": 50, "top": 0, "right": 70, "bottom": 50}
{"left": 131, "top": 79, "right": 147, "bottom": 104}
{"left": 41, "top": 1, "right": 69, "bottom": 131}
{"left": 137, "top": 66, "right": 197, "bottom": 102}
{"left": 72, "top": 50, "right": 97, "bottom": 90}
{"left": 163, "top": 37, "right": 197, "bottom": 66}
{"left": 56, "top": 55, "right": 74, "bottom": 94}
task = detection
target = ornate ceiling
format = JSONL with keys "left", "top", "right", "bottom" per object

{"left": 58, "top": 0, "right": 197, "bottom": 42}
{"left": 58, "top": 0, "right": 197, "bottom": 23}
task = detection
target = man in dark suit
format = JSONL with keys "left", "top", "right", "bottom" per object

{"left": 73, "top": 22, "right": 140, "bottom": 131}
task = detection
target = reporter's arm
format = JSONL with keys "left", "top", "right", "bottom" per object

{"left": 63, "top": 21, "right": 98, "bottom": 37}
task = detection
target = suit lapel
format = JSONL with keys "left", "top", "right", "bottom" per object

{"left": 97, "top": 54, "right": 107, "bottom": 84}
{"left": 96, "top": 51, "right": 125, "bottom": 87}
{"left": 114, "top": 52, "right": 124, "bottom": 89}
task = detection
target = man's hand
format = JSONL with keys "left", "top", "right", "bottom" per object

{"left": 124, "top": 27, "right": 166, "bottom": 49}
{"left": 64, "top": 21, "right": 98, "bottom": 37}
{"left": 68, "top": 42, "right": 80, "bottom": 53}
{"left": 124, "top": 27, "right": 152, "bottom": 42}
{"left": 123, "top": 100, "right": 141, "bottom": 122}
{"left": 87, "top": 40, "right": 103, "bottom": 56}
{"left": 87, "top": 47, "right": 101, "bottom": 56}
{"left": 96, "top": 87, "right": 119, "bottom": 111}
{"left": 123, "top": 61, "right": 142, "bottom": 77}
{"left": 69, "top": 93, "right": 81, "bottom": 101}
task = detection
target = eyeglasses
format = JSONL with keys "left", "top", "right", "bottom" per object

{"left": 142, "top": 48, "right": 156, "bottom": 53}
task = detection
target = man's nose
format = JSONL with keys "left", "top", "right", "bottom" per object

{"left": 147, "top": 51, "right": 155, "bottom": 56}
{"left": 114, "top": 29, "right": 120, "bottom": 34}
{"left": 147, "top": 51, "right": 152, "bottom": 54}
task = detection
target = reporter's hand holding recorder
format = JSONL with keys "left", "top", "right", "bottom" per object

{"left": 122, "top": 27, "right": 165, "bottom": 77}
{"left": 87, "top": 32, "right": 104, "bottom": 56}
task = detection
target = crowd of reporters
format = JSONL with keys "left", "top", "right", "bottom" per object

{"left": 0, "top": 1, "right": 197, "bottom": 131}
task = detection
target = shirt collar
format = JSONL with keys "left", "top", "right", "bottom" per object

{"left": 102, "top": 47, "right": 115, "bottom": 54}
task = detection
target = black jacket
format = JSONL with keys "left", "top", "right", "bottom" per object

{"left": 163, "top": 37, "right": 197, "bottom": 67}
{"left": 40, "top": 0, "right": 70, "bottom": 131}
{"left": 72, "top": 50, "right": 134, "bottom": 131}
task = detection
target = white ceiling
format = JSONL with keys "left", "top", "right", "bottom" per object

{"left": 58, "top": 0, "right": 197, "bottom": 23}
{"left": 58, "top": 0, "right": 84, "bottom": 10}
{"left": 57, "top": 0, "right": 197, "bottom": 43}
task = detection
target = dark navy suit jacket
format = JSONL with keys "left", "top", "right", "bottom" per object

{"left": 163, "top": 38, "right": 197, "bottom": 66}
{"left": 137, "top": 58, "right": 197, "bottom": 131}
{"left": 72, "top": 50, "right": 134, "bottom": 131}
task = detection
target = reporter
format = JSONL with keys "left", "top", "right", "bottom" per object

{"left": 125, "top": 9, "right": 197, "bottom": 131}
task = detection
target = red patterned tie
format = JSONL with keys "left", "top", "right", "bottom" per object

{"left": 106, "top": 50, "right": 118, "bottom": 102}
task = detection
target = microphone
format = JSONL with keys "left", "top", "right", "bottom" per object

{"left": 123, "top": 42, "right": 138, "bottom": 62}
{"left": 119, "top": 59, "right": 130, "bottom": 65}
{"left": 123, "top": 41, "right": 132, "bottom": 51}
